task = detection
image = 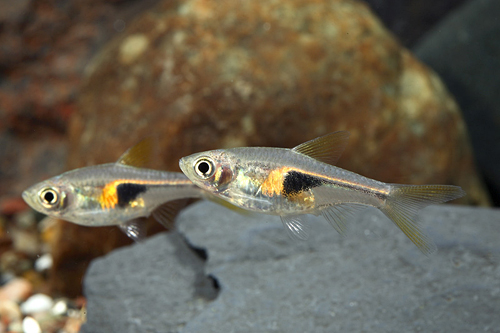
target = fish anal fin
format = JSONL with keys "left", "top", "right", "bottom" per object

{"left": 292, "top": 131, "right": 350, "bottom": 165}
{"left": 152, "top": 199, "right": 189, "bottom": 229}
{"left": 380, "top": 184, "right": 466, "bottom": 255}
{"left": 116, "top": 137, "right": 155, "bottom": 168}
{"left": 280, "top": 215, "right": 310, "bottom": 241}
{"left": 320, "top": 203, "right": 367, "bottom": 236}
{"left": 119, "top": 219, "right": 147, "bottom": 242}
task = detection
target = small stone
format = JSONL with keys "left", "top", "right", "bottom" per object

{"left": 0, "top": 277, "right": 32, "bottom": 303}
{"left": 63, "top": 316, "right": 84, "bottom": 333}
{"left": 14, "top": 210, "right": 36, "bottom": 229}
{"left": 20, "top": 294, "right": 54, "bottom": 315}
{"left": 8, "top": 321, "right": 23, "bottom": 333}
{"left": 51, "top": 299, "right": 68, "bottom": 316}
{"left": 12, "top": 229, "right": 39, "bottom": 255}
{"left": 22, "top": 316, "right": 42, "bottom": 333}
{"left": 0, "top": 300, "right": 22, "bottom": 326}
{"left": 119, "top": 34, "right": 149, "bottom": 65}
{"left": 34, "top": 254, "right": 53, "bottom": 272}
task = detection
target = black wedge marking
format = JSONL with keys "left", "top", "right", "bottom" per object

{"left": 116, "top": 183, "right": 147, "bottom": 207}
{"left": 283, "top": 171, "right": 322, "bottom": 197}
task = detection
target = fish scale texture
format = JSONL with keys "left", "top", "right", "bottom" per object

{"left": 83, "top": 201, "right": 500, "bottom": 332}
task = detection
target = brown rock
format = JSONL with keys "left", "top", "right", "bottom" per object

{"left": 52, "top": 0, "right": 489, "bottom": 296}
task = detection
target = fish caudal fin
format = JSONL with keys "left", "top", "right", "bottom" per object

{"left": 380, "top": 184, "right": 466, "bottom": 255}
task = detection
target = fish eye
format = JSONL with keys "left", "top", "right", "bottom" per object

{"left": 194, "top": 158, "right": 215, "bottom": 179}
{"left": 39, "top": 188, "right": 60, "bottom": 208}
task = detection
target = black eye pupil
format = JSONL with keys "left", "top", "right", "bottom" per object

{"left": 198, "top": 161, "right": 210, "bottom": 174}
{"left": 44, "top": 191, "right": 55, "bottom": 203}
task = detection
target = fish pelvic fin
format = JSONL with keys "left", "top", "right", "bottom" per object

{"left": 116, "top": 137, "right": 155, "bottom": 168}
{"left": 380, "top": 184, "right": 466, "bottom": 256}
{"left": 280, "top": 215, "right": 310, "bottom": 240}
{"left": 119, "top": 219, "right": 147, "bottom": 242}
{"left": 292, "top": 131, "right": 350, "bottom": 165}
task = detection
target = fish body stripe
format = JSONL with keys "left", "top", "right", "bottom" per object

{"left": 98, "top": 178, "right": 192, "bottom": 209}
{"left": 116, "top": 183, "right": 147, "bottom": 208}
{"left": 259, "top": 166, "right": 390, "bottom": 202}
{"left": 283, "top": 171, "right": 322, "bottom": 197}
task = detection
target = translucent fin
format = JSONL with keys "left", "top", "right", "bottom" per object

{"left": 380, "top": 184, "right": 466, "bottom": 256}
{"left": 119, "top": 219, "right": 147, "bottom": 242}
{"left": 116, "top": 137, "right": 154, "bottom": 168}
{"left": 320, "top": 204, "right": 367, "bottom": 235}
{"left": 151, "top": 199, "right": 188, "bottom": 229}
{"left": 280, "top": 215, "right": 310, "bottom": 240}
{"left": 292, "top": 131, "right": 350, "bottom": 165}
{"left": 228, "top": 189, "right": 274, "bottom": 210}
{"left": 206, "top": 195, "right": 254, "bottom": 216}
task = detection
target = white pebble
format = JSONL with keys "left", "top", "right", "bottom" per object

{"left": 22, "top": 316, "right": 42, "bottom": 333}
{"left": 20, "top": 294, "right": 54, "bottom": 314}
{"left": 51, "top": 299, "right": 68, "bottom": 316}
{"left": 34, "top": 253, "right": 53, "bottom": 271}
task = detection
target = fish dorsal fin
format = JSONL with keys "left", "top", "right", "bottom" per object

{"left": 116, "top": 137, "right": 154, "bottom": 168}
{"left": 292, "top": 131, "right": 350, "bottom": 165}
{"left": 152, "top": 199, "right": 189, "bottom": 229}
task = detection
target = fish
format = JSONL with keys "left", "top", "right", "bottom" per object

{"left": 179, "top": 131, "right": 466, "bottom": 255}
{"left": 22, "top": 139, "right": 205, "bottom": 241}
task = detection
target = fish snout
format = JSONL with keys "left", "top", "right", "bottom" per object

{"left": 178, "top": 158, "right": 190, "bottom": 176}
{"left": 22, "top": 189, "right": 35, "bottom": 208}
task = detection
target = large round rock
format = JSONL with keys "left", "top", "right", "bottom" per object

{"left": 52, "top": 0, "right": 490, "bottom": 296}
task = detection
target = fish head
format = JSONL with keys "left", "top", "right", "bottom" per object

{"left": 22, "top": 175, "right": 75, "bottom": 220}
{"left": 179, "top": 149, "right": 237, "bottom": 195}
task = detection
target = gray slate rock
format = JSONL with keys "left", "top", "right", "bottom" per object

{"left": 82, "top": 231, "right": 217, "bottom": 333}
{"left": 83, "top": 201, "right": 500, "bottom": 332}
{"left": 414, "top": 0, "right": 500, "bottom": 205}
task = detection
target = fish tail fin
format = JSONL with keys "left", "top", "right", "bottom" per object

{"left": 380, "top": 184, "right": 466, "bottom": 255}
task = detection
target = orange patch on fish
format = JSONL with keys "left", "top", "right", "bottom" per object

{"left": 259, "top": 167, "right": 291, "bottom": 197}
{"left": 99, "top": 181, "right": 120, "bottom": 209}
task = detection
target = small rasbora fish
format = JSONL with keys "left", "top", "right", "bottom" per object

{"left": 179, "top": 131, "right": 466, "bottom": 255}
{"left": 22, "top": 139, "right": 204, "bottom": 241}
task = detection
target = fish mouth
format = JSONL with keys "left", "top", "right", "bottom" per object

{"left": 178, "top": 158, "right": 189, "bottom": 177}
{"left": 22, "top": 190, "right": 35, "bottom": 208}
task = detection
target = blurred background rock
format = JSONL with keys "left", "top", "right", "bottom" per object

{"left": 0, "top": 0, "right": 498, "bottom": 329}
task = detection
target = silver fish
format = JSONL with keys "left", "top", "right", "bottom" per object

{"left": 179, "top": 131, "right": 466, "bottom": 255}
{"left": 22, "top": 139, "right": 203, "bottom": 241}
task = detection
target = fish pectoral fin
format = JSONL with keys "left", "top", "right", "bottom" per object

{"left": 206, "top": 195, "right": 255, "bottom": 216}
{"left": 280, "top": 215, "right": 310, "bottom": 241}
{"left": 119, "top": 219, "right": 147, "bottom": 242}
{"left": 320, "top": 203, "right": 368, "bottom": 236}
{"left": 292, "top": 131, "right": 350, "bottom": 165}
{"left": 152, "top": 199, "right": 189, "bottom": 229}
{"left": 116, "top": 137, "right": 155, "bottom": 168}
{"left": 229, "top": 189, "right": 274, "bottom": 210}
